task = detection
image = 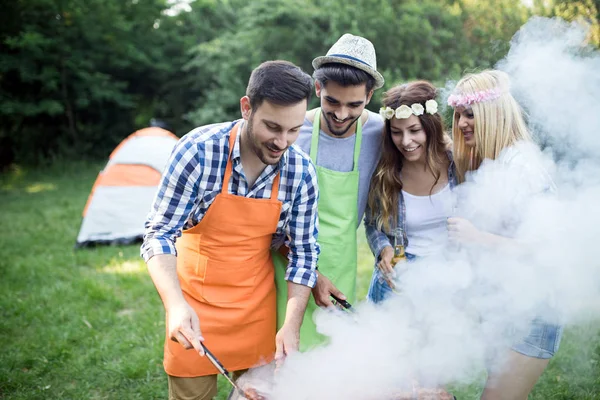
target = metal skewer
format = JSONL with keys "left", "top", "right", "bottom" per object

{"left": 200, "top": 343, "right": 246, "bottom": 398}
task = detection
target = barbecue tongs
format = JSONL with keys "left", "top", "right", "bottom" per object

{"left": 330, "top": 293, "right": 355, "bottom": 313}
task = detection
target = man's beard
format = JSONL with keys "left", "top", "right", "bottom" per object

{"left": 246, "top": 117, "right": 286, "bottom": 166}
{"left": 323, "top": 112, "right": 361, "bottom": 137}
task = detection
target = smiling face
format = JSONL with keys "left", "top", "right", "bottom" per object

{"left": 316, "top": 80, "right": 373, "bottom": 138}
{"left": 455, "top": 105, "right": 476, "bottom": 148}
{"left": 242, "top": 97, "right": 307, "bottom": 165}
{"left": 390, "top": 114, "right": 428, "bottom": 163}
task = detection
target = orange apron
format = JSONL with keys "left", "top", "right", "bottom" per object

{"left": 164, "top": 122, "right": 281, "bottom": 377}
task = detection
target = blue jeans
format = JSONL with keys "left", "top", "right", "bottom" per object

{"left": 367, "top": 253, "right": 416, "bottom": 304}
{"left": 511, "top": 317, "right": 563, "bottom": 359}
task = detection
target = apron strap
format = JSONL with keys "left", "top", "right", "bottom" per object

{"left": 223, "top": 121, "right": 281, "bottom": 200}
{"left": 270, "top": 172, "right": 280, "bottom": 201}
{"left": 310, "top": 108, "right": 362, "bottom": 172}
{"left": 221, "top": 122, "right": 241, "bottom": 195}
{"left": 353, "top": 114, "right": 363, "bottom": 170}
{"left": 309, "top": 110, "right": 321, "bottom": 161}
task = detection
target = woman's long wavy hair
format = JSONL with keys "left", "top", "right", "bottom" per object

{"left": 367, "top": 81, "right": 450, "bottom": 233}
{"left": 451, "top": 70, "right": 532, "bottom": 183}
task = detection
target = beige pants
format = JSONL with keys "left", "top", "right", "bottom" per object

{"left": 168, "top": 371, "right": 247, "bottom": 400}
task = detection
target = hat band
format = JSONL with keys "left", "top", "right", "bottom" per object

{"left": 328, "top": 54, "right": 373, "bottom": 68}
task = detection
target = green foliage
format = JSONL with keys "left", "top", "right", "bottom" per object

{"left": 549, "top": 0, "right": 600, "bottom": 45}
{"left": 0, "top": 0, "right": 196, "bottom": 165}
{"left": 184, "top": 0, "right": 327, "bottom": 124}
{"left": 0, "top": 0, "right": 597, "bottom": 166}
{"left": 183, "top": 0, "right": 528, "bottom": 126}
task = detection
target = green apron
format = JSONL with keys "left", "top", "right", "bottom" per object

{"left": 273, "top": 108, "right": 362, "bottom": 351}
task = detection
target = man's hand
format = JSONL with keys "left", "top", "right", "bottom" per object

{"left": 147, "top": 254, "right": 205, "bottom": 356}
{"left": 447, "top": 217, "right": 481, "bottom": 244}
{"left": 274, "top": 322, "right": 299, "bottom": 370}
{"left": 377, "top": 246, "right": 395, "bottom": 275}
{"left": 312, "top": 271, "right": 346, "bottom": 308}
{"left": 167, "top": 302, "right": 205, "bottom": 356}
{"left": 275, "top": 281, "right": 310, "bottom": 370}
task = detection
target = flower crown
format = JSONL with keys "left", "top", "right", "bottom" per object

{"left": 447, "top": 88, "right": 502, "bottom": 107}
{"left": 379, "top": 99, "right": 438, "bottom": 120}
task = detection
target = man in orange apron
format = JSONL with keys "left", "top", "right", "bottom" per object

{"left": 141, "top": 61, "right": 320, "bottom": 400}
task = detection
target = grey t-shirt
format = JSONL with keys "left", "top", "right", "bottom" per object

{"left": 294, "top": 110, "right": 384, "bottom": 225}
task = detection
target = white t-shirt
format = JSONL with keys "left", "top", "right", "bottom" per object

{"left": 402, "top": 184, "right": 453, "bottom": 257}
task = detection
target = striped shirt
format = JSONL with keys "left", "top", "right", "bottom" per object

{"left": 141, "top": 120, "right": 319, "bottom": 287}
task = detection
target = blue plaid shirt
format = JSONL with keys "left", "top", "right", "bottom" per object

{"left": 141, "top": 120, "right": 319, "bottom": 288}
{"left": 365, "top": 151, "right": 457, "bottom": 260}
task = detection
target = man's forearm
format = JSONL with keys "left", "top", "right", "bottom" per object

{"left": 283, "top": 281, "right": 311, "bottom": 330}
{"left": 146, "top": 254, "right": 187, "bottom": 310}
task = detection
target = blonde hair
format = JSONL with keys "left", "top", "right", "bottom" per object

{"left": 451, "top": 70, "right": 532, "bottom": 183}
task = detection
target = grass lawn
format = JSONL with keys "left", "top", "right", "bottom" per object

{"left": 1, "top": 161, "right": 600, "bottom": 399}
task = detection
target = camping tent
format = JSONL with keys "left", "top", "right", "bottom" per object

{"left": 76, "top": 127, "right": 179, "bottom": 247}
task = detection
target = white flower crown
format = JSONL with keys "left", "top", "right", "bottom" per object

{"left": 379, "top": 99, "right": 438, "bottom": 120}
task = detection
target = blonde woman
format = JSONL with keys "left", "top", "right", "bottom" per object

{"left": 447, "top": 70, "right": 561, "bottom": 400}
{"left": 365, "top": 81, "right": 457, "bottom": 303}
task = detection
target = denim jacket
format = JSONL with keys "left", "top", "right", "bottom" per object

{"left": 364, "top": 151, "right": 458, "bottom": 260}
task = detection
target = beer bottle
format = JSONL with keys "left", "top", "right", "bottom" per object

{"left": 391, "top": 228, "right": 407, "bottom": 265}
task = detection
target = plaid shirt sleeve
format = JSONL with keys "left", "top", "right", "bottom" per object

{"left": 285, "top": 159, "right": 320, "bottom": 288}
{"left": 140, "top": 134, "right": 205, "bottom": 262}
{"left": 364, "top": 201, "right": 392, "bottom": 261}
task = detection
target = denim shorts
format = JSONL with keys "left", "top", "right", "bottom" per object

{"left": 510, "top": 317, "right": 563, "bottom": 359}
{"left": 367, "top": 253, "right": 416, "bottom": 304}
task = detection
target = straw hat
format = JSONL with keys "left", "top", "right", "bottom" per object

{"left": 312, "top": 33, "right": 384, "bottom": 89}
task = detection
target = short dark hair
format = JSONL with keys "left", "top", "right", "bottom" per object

{"left": 313, "top": 63, "right": 376, "bottom": 93}
{"left": 246, "top": 60, "right": 313, "bottom": 110}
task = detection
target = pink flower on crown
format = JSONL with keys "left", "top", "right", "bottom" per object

{"left": 447, "top": 94, "right": 460, "bottom": 107}
{"left": 447, "top": 88, "right": 502, "bottom": 107}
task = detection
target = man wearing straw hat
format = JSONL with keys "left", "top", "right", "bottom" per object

{"left": 274, "top": 33, "right": 385, "bottom": 349}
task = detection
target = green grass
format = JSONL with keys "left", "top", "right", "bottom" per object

{"left": 1, "top": 162, "right": 599, "bottom": 399}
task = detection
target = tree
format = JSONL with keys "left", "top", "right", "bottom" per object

{"left": 2, "top": 0, "right": 593, "bottom": 165}
{"left": 0, "top": 0, "right": 192, "bottom": 164}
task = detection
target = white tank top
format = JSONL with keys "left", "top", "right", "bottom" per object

{"left": 402, "top": 184, "right": 453, "bottom": 257}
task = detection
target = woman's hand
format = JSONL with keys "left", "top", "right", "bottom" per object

{"left": 447, "top": 217, "right": 481, "bottom": 244}
{"left": 378, "top": 246, "right": 395, "bottom": 275}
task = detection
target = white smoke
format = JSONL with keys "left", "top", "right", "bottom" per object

{"left": 238, "top": 17, "right": 600, "bottom": 400}
{"left": 498, "top": 17, "right": 600, "bottom": 159}
{"left": 497, "top": 16, "right": 600, "bottom": 323}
